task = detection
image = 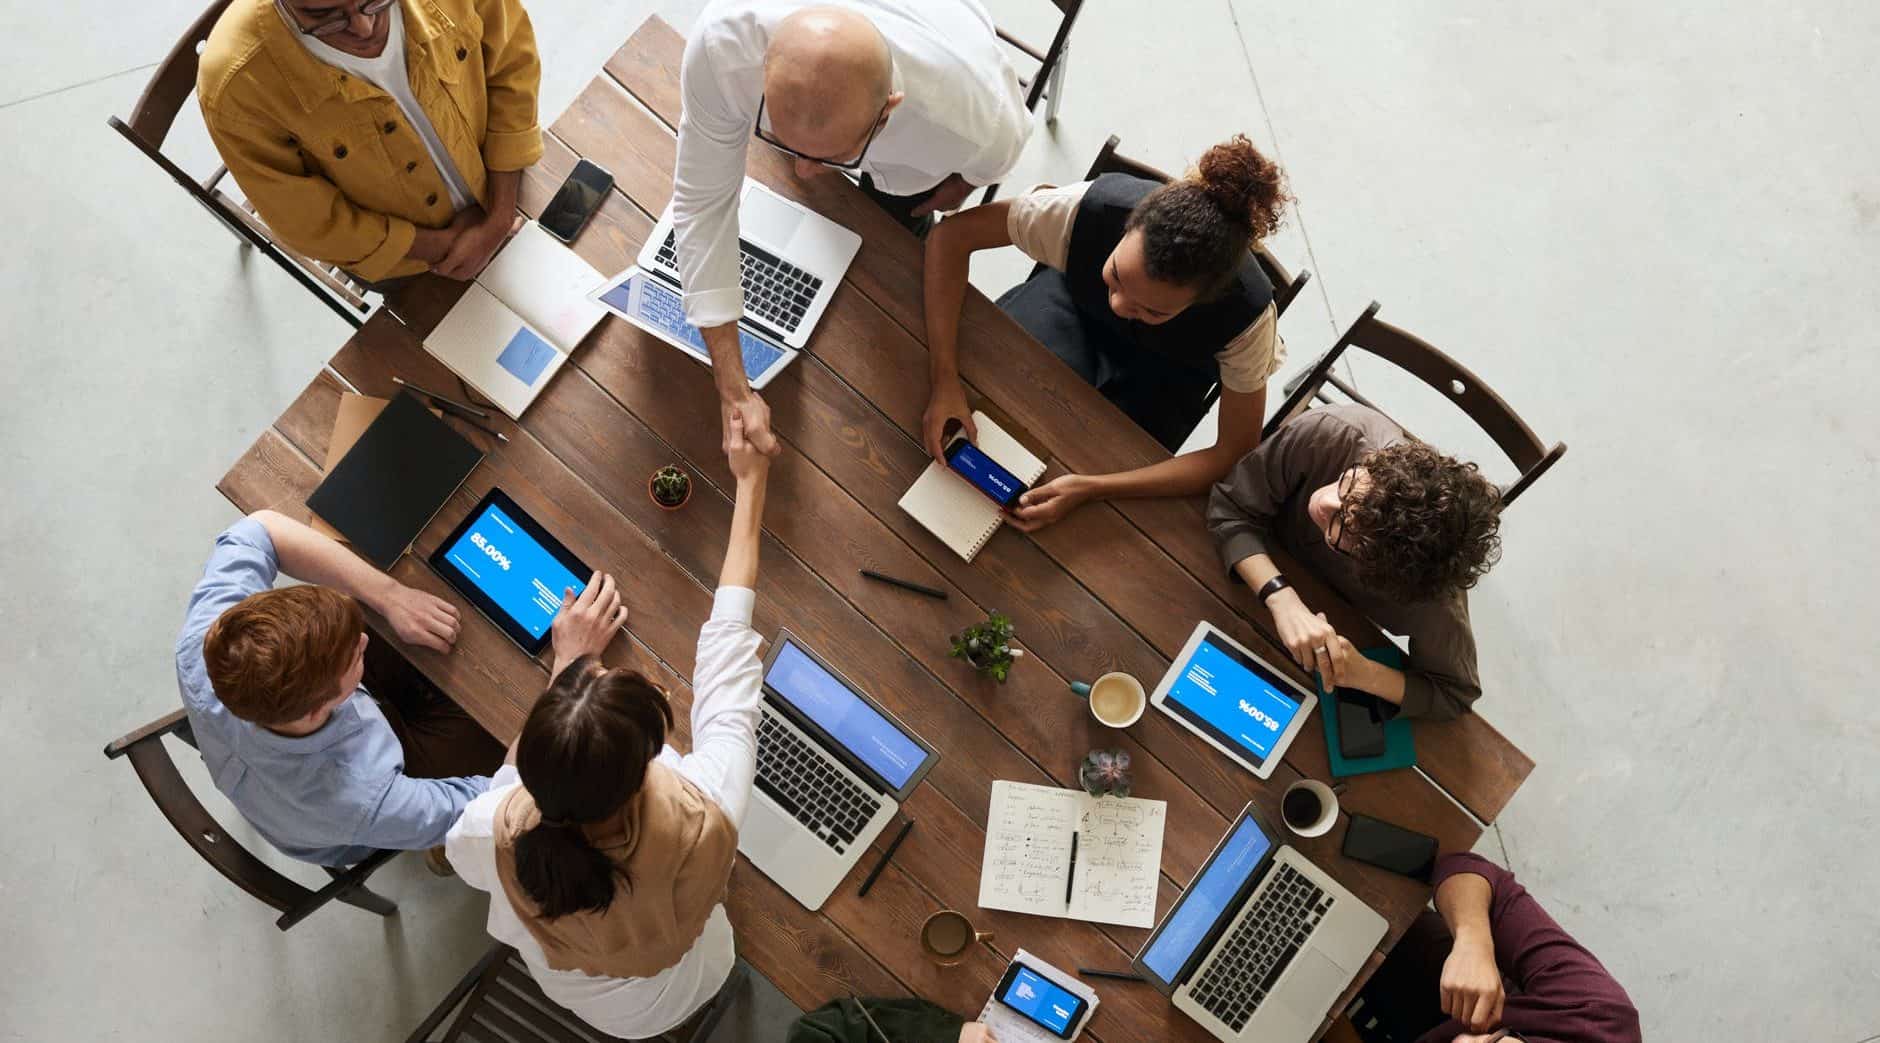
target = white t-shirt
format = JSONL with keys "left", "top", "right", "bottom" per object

{"left": 446, "top": 587, "right": 763, "bottom": 1038}
{"left": 291, "top": 2, "right": 474, "bottom": 211}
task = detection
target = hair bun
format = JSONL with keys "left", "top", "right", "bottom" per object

{"left": 1194, "top": 134, "right": 1292, "bottom": 241}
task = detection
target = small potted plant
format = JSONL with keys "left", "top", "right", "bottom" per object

{"left": 648, "top": 464, "right": 692, "bottom": 511}
{"left": 1079, "top": 748, "right": 1133, "bottom": 799}
{"left": 949, "top": 611, "right": 1022, "bottom": 683}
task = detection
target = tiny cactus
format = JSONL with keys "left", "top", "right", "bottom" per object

{"left": 1079, "top": 747, "right": 1133, "bottom": 798}
{"left": 949, "top": 611, "right": 1021, "bottom": 683}
{"left": 651, "top": 465, "right": 691, "bottom": 507}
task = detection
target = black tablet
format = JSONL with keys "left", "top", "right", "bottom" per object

{"left": 429, "top": 489, "right": 592, "bottom": 655}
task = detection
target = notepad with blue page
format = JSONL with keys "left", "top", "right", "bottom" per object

{"left": 1319, "top": 645, "right": 1417, "bottom": 777}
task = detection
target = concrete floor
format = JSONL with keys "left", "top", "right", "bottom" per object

{"left": 1, "top": 1, "right": 1876, "bottom": 1040}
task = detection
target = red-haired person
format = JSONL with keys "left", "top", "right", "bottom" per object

{"left": 176, "top": 511, "right": 500, "bottom": 867}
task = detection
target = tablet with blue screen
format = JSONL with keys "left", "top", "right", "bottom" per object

{"left": 1149, "top": 622, "right": 1318, "bottom": 779}
{"left": 592, "top": 267, "right": 799, "bottom": 389}
{"left": 429, "top": 489, "right": 592, "bottom": 655}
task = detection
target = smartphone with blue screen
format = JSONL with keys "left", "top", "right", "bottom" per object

{"left": 993, "top": 960, "right": 1088, "bottom": 1039}
{"left": 944, "top": 432, "right": 1029, "bottom": 510}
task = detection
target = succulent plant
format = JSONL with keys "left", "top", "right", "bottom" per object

{"left": 949, "top": 611, "right": 1022, "bottom": 683}
{"left": 1079, "top": 748, "right": 1133, "bottom": 798}
{"left": 651, "top": 465, "right": 691, "bottom": 507}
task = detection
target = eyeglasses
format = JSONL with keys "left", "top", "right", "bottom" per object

{"left": 752, "top": 94, "right": 889, "bottom": 172}
{"left": 276, "top": 0, "right": 395, "bottom": 38}
{"left": 1325, "top": 469, "right": 1361, "bottom": 556}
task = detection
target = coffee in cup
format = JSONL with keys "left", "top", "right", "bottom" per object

{"left": 1280, "top": 779, "right": 1338, "bottom": 838}
{"left": 1074, "top": 672, "right": 1146, "bottom": 728}
{"left": 920, "top": 909, "right": 993, "bottom": 966}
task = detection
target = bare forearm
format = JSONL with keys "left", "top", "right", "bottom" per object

{"left": 922, "top": 224, "right": 971, "bottom": 383}
{"left": 484, "top": 168, "right": 521, "bottom": 220}
{"left": 1082, "top": 447, "right": 1238, "bottom": 502}
{"left": 1435, "top": 871, "right": 1497, "bottom": 951}
{"left": 250, "top": 510, "right": 397, "bottom": 610}
{"left": 407, "top": 225, "right": 455, "bottom": 264}
{"left": 702, "top": 322, "right": 751, "bottom": 402}
{"left": 719, "top": 474, "right": 768, "bottom": 589}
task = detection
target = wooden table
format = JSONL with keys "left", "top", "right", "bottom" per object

{"left": 217, "top": 17, "right": 1531, "bottom": 1040}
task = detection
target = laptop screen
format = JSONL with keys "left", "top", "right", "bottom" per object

{"left": 1137, "top": 810, "right": 1274, "bottom": 990}
{"left": 764, "top": 639, "right": 927, "bottom": 790}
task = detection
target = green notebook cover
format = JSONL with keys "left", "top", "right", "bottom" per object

{"left": 1319, "top": 645, "right": 1416, "bottom": 778}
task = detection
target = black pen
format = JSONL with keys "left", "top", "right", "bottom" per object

{"left": 1065, "top": 831, "right": 1079, "bottom": 906}
{"left": 860, "top": 569, "right": 947, "bottom": 600}
{"left": 394, "top": 376, "right": 492, "bottom": 419}
{"left": 1077, "top": 968, "right": 1146, "bottom": 983}
{"left": 856, "top": 819, "right": 914, "bottom": 897}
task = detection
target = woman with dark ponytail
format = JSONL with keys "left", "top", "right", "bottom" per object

{"left": 446, "top": 415, "right": 773, "bottom": 1038}
{"left": 922, "top": 134, "right": 1294, "bottom": 531}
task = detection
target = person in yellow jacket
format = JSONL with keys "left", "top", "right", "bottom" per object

{"left": 198, "top": 0, "right": 543, "bottom": 283}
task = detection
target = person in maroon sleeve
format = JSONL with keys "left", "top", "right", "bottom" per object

{"left": 1340, "top": 853, "right": 1641, "bottom": 1043}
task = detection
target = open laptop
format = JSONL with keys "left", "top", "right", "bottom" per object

{"left": 1133, "top": 803, "right": 1387, "bottom": 1042}
{"left": 739, "top": 630, "right": 939, "bottom": 911}
{"left": 637, "top": 178, "right": 861, "bottom": 350}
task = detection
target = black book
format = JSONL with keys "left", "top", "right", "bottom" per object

{"left": 306, "top": 391, "right": 484, "bottom": 569}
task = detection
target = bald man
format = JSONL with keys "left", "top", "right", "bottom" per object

{"left": 675, "top": 0, "right": 1031, "bottom": 456}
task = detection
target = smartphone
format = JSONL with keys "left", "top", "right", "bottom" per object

{"left": 944, "top": 432, "right": 1030, "bottom": 510}
{"left": 540, "top": 159, "right": 613, "bottom": 243}
{"left": 993, "top": 960, "right": 1089, "bottom": 1039}
{"left": 1342, "top": 813, "right": 1439, "bottom": 883}
{"left": 1336, "top": 691, "right": 1389, "bottom": 759}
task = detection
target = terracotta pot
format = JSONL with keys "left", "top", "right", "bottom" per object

{"left": 648, "top": 471, "right": 691, "bottom": 511}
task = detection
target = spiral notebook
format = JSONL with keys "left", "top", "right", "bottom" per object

{"left": 897, "top": 411, "right": 1046, "bottom": 562}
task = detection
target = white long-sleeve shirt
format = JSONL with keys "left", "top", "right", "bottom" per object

{"left": 446, "top": 586, "right": 763, "bottom": 1038}
{"left": 674, "top": 0, "right": 1032, "bottom": 328}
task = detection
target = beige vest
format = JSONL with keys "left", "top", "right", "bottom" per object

{"left": 491, "top": 761, "right": 738, "bottom": 979}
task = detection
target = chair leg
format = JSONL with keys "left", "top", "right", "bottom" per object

{"left": 1045, "top": 42, "right": 1069, "bottom": 125}
{"left": 332, "top": 881, "right": 399, "bottom": 917}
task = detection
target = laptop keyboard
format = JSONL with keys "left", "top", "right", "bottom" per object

{"left": 655, "top": 231, "right": 822, "bottom": 335}
{"left": 754, "top": 707, "right": 881, "bottom": 855}
{"left": 1190, "top": 862, "right": 1334, "bottom": 1032}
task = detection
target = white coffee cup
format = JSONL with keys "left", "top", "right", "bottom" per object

{"left": 1075, "top": 672, "right": 1146, "bottom": 728}
{"left": 1280, "top": 779, "right": 1339, "bottom": 838}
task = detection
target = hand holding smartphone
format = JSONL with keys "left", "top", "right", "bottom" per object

{"left": 944, "top": 431, "right": 1030, "bottom": 511}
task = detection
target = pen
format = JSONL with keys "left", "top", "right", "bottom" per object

{"left": 394, "top": 376, "right": 493, "bottom": 419}
{"left": 1065, "top": 831, "right": 1078, "bottom": 906}
{"left": 859, "top": 569, "right": 947, "bottom": 600}
{"left": 1077, "top": 968, "right": 1146, "bottom": 982}
{"left": 856, "top": 819, "right": 914, "bottom": 897}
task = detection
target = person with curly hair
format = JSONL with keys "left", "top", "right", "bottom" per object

{"left": 921, "top": 134, "right": 1294, "bottom": 531}
{"left": 1207, "top": 405, "right": 1504, "bottom": 719}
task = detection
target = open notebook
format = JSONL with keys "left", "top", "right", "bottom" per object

{"left": 978, "top": 780, "right": 1167, "bottom": 929}
{"left": 422, "top": 221, "right": 606, "bottom": 419}
{"left": 897, "top": 411, "right": 1046, "bottom": 562}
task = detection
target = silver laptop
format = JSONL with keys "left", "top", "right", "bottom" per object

{"left": 739, "top": 630, "right": 938, "bottom": 911}
{"left": 637, "top": 178, "right": 861, "bottom": 350}
{"left": 1133, "top": 803, "right": 1387, "bottom": 1042}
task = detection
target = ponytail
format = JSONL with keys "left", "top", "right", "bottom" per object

{"left": 1125, "top": 134, "right": 1293, "bottom": 297}
{"left": 513, "top": 820, "right": 624, "bottom": 919}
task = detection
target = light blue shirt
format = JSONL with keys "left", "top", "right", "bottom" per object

{"left": 174, "top": 519, "right": 489, "bottom": 866}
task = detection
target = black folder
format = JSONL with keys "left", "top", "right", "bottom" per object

{"left": 306, "top": 391, "right": 484, "bottom": 569}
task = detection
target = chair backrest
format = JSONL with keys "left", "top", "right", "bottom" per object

{"left": 122, "top": 0, "right": 235, "bottom": 147}
{"left": 994, "top": 0, "right": 1084, "bottom": 111}
{"left": 1263, "top": 301, "right": 1567, "bottom": 507}
{"left": 1081, "top": 135, "right": 1313, "bottom": 317}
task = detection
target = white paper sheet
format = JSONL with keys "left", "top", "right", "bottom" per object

{"left": 978, "top": 781, "right": 1166, "bottom": 929}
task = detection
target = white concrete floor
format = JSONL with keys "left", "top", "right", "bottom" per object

{"left": 1, "top": 1, "right": 1876, "bottom": 1041}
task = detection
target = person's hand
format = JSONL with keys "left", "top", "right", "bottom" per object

{"left": 724, "top": 412, "right": 772, "bottom": 484}
{"left": 549, "top": 571, "right": 626, "bottom": 673}
{"left": 912, "top": 174, "right": 976, "bottom": 218}
{"left": 378, "top": 583, "right": 461, "bottom": 653}
{"left": 922, "top": 380, "right": 976, "bottom": 461}
{"left": 1440, "top": 930, "right": 1505, "bottom": 1032}
{"left": 1008, "top": 474, "right": 1091, "bottom": 532}
{"left": 957, "top": 1023, "right": 999, "bottom": 1043}
{"left": 1269, "top": 594, "right": 1347, "bottom": 687}
{"left": 722, "top": 392, "right": 781, "bottom": 458}
{"left": 434, "top": 209, "right": 520, "bottom": 280}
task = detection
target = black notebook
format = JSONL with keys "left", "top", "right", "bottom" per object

{"left": 306, "top": 391, "right": 484, "bottom": 569}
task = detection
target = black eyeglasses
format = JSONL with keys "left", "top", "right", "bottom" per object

{"left": 276, "top": 0, "right": 395, "bottom": 38}
{"left": 752, "top": 94, "right": 889, "bottom": 172}
{"left": 1325, "top": 469, "right": 1361, "bottom": 556}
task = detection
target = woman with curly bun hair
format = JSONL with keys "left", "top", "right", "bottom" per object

{"left": 921, "top": 134, "right": 1294, "bottom": 531}
{"left": 1207, "top": 405, "right": 1505, "bottom": 720}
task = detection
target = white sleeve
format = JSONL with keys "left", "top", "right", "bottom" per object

{"left": 672, "top": 28, "right": 753, "bottom": 329}
{"left": 443, "top": 765, "right": 521, "bottom": 895}
{"left": 677, "top": 586, "right": 762, "bottom": 825}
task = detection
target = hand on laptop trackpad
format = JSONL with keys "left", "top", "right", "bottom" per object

{"left": 1279, "top": 950, "right": 1350, "bottom": 1020}
{"left": 742, "top": 190, "right": 807, "bottom": 249}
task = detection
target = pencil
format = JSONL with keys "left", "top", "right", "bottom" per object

{"left": 856, "top": 819, "right": 914, "bottom": 897}
{"left": 859, "top": 569, "right": 947, "bottom": 600}
{"left": 1077, "top": 968, "right": 1146, "bottom": 982}
{"left": 393, "top": 376, "right": 492, "bottom": 419}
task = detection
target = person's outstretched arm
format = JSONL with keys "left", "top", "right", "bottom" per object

{"left": 248, "top": 510, "right": 460, "bottom": 653}
{"left": 921, "top": 200, "right": 1016, "bottom": 459}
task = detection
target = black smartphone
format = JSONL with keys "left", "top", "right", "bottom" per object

{"left": 1336, "top": 691, "right": 1389, "bottom": 759}
{"left": 944, "top": 432, "right": 1030, "bottom": 510}
{"left": 1342, "top": 813, "right": 1439, "bottom": 883}
{"left": 540, "top": 159, "right": 613, "bottom": 243}
{"left": 992, "top": 959, "right": 1089, "bottom": 1039}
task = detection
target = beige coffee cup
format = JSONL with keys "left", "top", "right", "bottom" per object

{"left": 1073, "top": 672, "right": 1147, "bottom": 728}
{"left": 920, "top": 909, "right": 993, "bottom": 966}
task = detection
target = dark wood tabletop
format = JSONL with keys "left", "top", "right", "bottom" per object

{"left": 216, "top": 17, "right": 1531, "bottom": 1041}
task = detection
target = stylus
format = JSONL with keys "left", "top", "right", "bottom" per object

{"left": 859, "top": 569, "right": 947, "bottom": 600}
{"left": 1077, "top": 968, "right": 1146, "bottom": 982}
{"left": 856, "top": 819, "right": 914, "bottom": 898}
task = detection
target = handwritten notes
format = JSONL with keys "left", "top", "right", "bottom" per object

{"left": 978, "top": 781, "right": 1167, "bottom": 928}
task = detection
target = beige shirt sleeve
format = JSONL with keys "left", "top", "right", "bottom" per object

{"left": 1215, "top": 302, "right": 1287, "bottom": 393}
{"left": 1005, "top": 181, "right": 1094, "bottom": 271}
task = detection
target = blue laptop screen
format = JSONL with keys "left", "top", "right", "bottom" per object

{"left": 438, "top": 500, "right": 586, "bottom": 641}
{"left": 599, "top": 272, "right": 787, "bottom": 378}
{"left": 1161, "top": 631, "right": 1307, "bottom": 765}
{"left": 1140, "top": 814, "right": 1273, "bottom": 987}
{"left": 764, "top": 640, "right": 925, "bottom": 790}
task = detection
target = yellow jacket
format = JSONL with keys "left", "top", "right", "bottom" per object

{"left": 199, "top": 0, "right": 542, "bottom": 281}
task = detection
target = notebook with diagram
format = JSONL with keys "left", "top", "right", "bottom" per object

{"left": 977, "top": 780, "right": 1166, "bottom": 929}
{"left": 422, "top": 221, "right": 607, "bottom": 419}
{"left": 897, "top": 411, "right": 1047, "bottom": 562}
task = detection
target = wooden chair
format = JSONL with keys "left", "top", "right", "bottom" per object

{"left": 978, "top": 0, "right": 1087, "bottom": 204}
{"left": 103, "top": 709, "right": 399, "bottom": 931}
{"left": 406, "top": 944, "right": 747, "bottom": 1043}
{"left": 106, "top": 0, "right": 372, "bottom": 327}
{"left": 1265, "top": 301, "right": 1567, "bottom": 507}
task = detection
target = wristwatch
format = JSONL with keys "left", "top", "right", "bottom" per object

{"left": 1255, "top": 574, "right": 1291, "bottom": 604}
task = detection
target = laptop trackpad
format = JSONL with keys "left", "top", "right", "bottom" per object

{"left": 742, "top": 190, "right": 806, "bottom": 249}
{"left": 1279, "top": 950, "right": 1349, "bottom": 1021}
